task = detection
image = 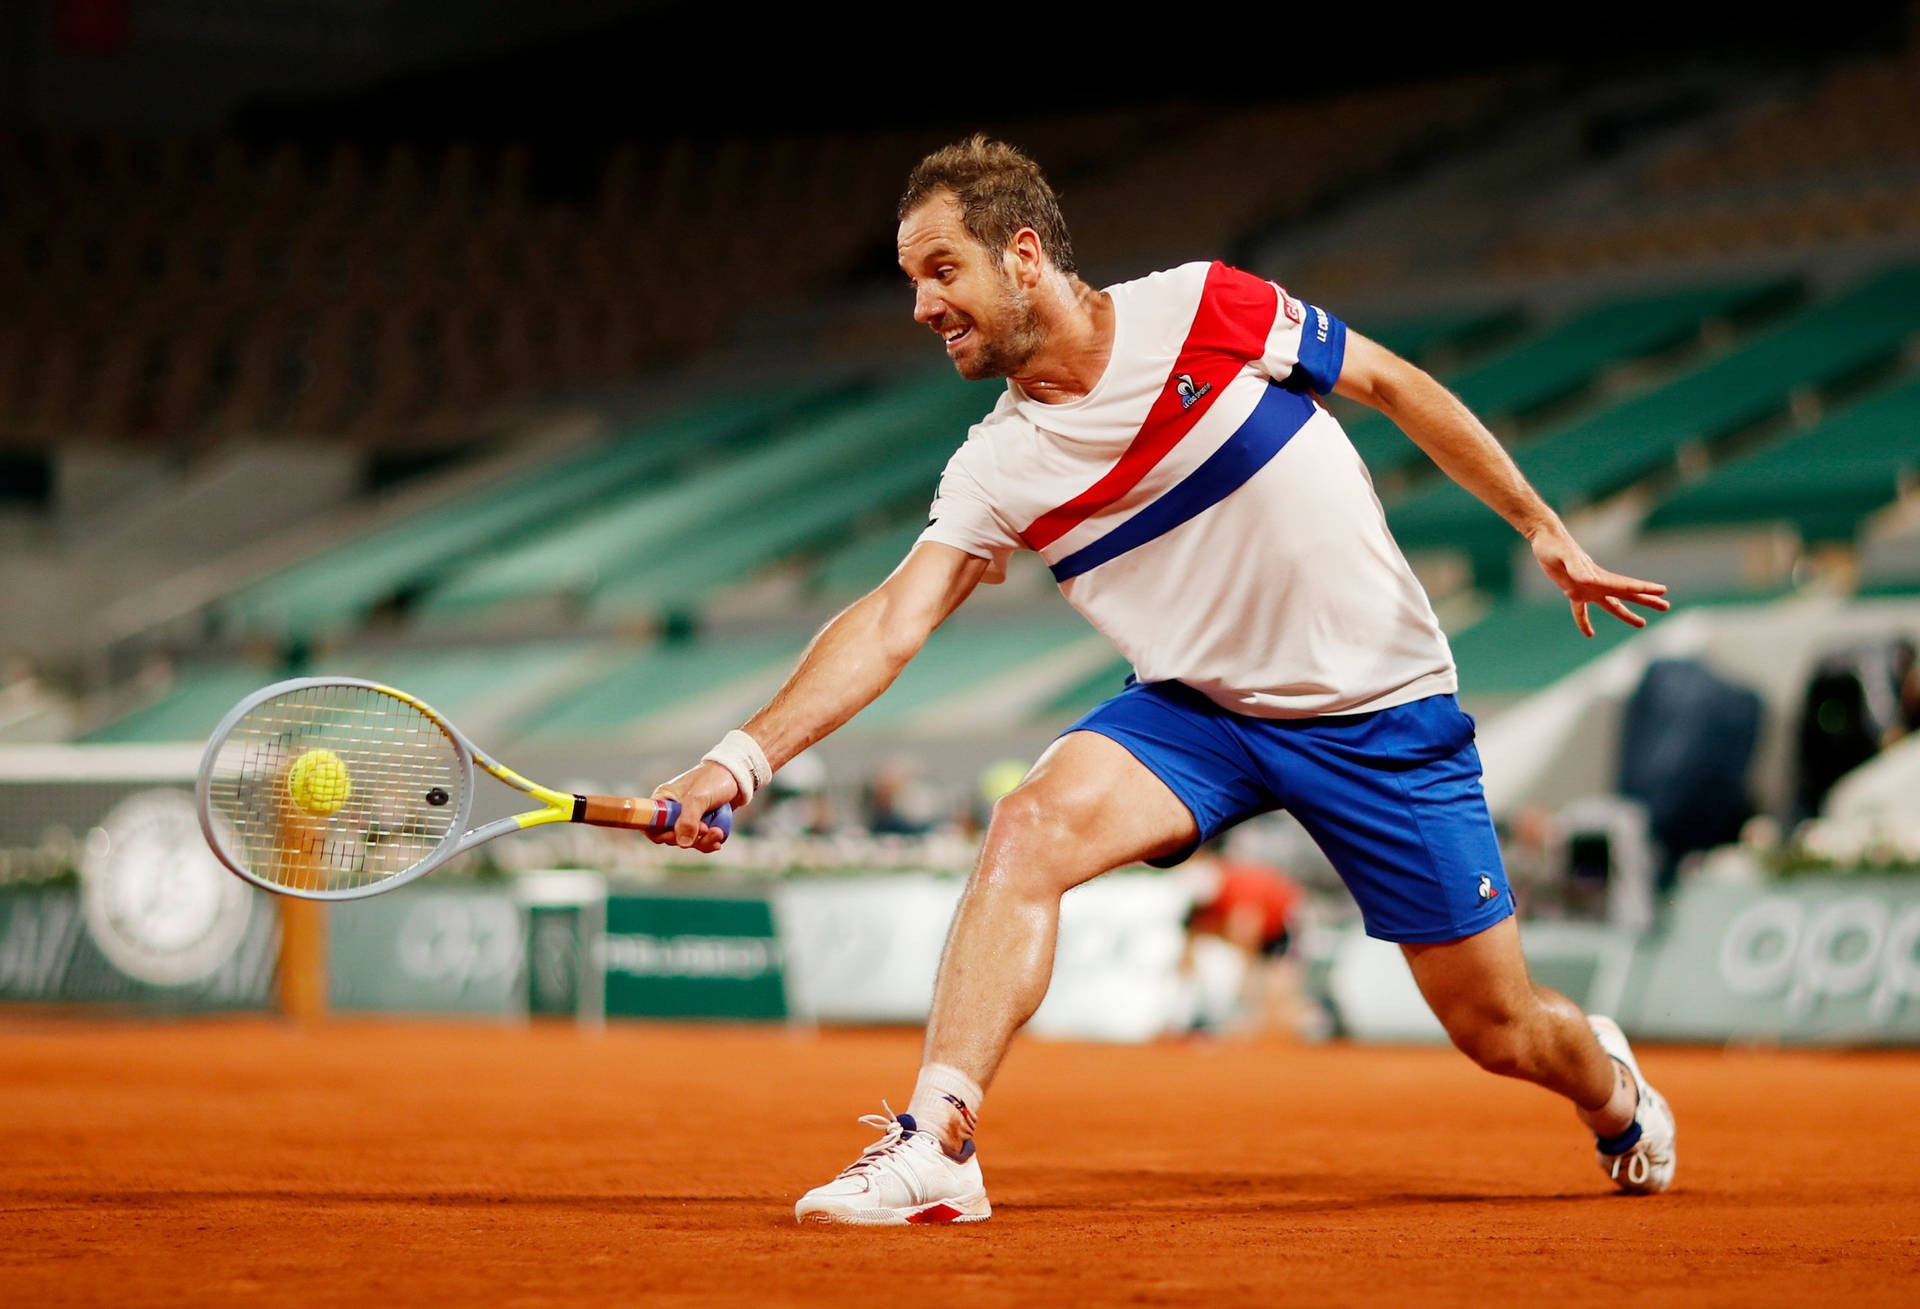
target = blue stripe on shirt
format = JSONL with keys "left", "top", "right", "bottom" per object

{"left": 1050, "top": 385, "right": 1316, "bottom": 583}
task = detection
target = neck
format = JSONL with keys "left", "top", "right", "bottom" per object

{"left": 1012, "top": 278, "right": 1112, "bottom": 404}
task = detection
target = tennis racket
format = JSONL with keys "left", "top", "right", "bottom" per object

{"left": 196, "top": 676, "right": 730, "bottom": 901}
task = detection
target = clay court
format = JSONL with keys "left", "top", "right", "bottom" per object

{"left": 2, "top": 1018, "right": 1916, "bottom": 1306}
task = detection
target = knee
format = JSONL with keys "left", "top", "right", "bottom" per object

{"left": 971, "top": 788, "right": 1074, "bottom": 899}
{"left": 1442, "top": 1008, "right": 1534, "bottom": 1080}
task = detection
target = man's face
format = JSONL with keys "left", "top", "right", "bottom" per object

{"left": 897, "top": 192, "right": 1044, "bottom": 380}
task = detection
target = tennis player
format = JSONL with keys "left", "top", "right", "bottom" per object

{"left": 651, "top": 137, "right": 1677, "bottom": 1224}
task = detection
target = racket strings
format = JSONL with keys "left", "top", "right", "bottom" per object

{"left": 206, "top": 683, "right": 466, "bottom": 894}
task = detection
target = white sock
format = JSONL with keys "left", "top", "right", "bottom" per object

{"left": 906, "top": 1063, "right": 984, "bottom": 1156}
{"left": 1577, "top": 1059, "right": 1639, "bottom": 1139}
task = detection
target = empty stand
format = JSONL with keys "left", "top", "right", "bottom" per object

{"left": 1388, "top": 264, "right": 1920, "bottom": 576}
{"left": 1647, "top": 373, "right": 1920, "bottom": 543}
{"left": 420, "top": 370, "right": 988, "bottom": 624}
{"left": 217, "top": 379, "right": 853, "bottom": 640}
{"left": 83, "top": 642, "right": 597, "bottom": 743}
{"left": 1345, "top": 277, "right": 1799, "bottom": 482}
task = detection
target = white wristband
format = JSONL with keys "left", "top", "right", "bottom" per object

{"left": 701, "top": 729, "right": 773, "bottom": 805}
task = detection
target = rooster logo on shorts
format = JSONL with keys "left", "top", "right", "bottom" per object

{"left": 1477, "top": 874, "right": 1497, "bottom": 902}
{"left": 1174, "top": 372, "right": 1212, "bottom": 410}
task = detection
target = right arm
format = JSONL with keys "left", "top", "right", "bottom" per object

{"left": 649, "top": 542, "right": 989, "bottom": 848}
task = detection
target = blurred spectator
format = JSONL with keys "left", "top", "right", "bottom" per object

{"left": 1618, "top": 658, "right": 1762, "bottom": 891}
{"left": 1795, "top": 637, "right": 1920, "bottom": 821}
{"left": 1501, "top": 804, "right": 1559, "bottom": 920}
{"left": 862, "top": 754, "right": 942, "bottom": 836}
{"left": 751, "top": 750, "right": 842, "bottom": 839}
{"left": 1178, "top": 841, "right": 1314, "bottom": 1039}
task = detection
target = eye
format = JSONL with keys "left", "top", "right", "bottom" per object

{"left": 936, "top": 266, "right": 955, "bottom": 283}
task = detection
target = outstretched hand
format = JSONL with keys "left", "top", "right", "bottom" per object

{"left": 647, "top": 760, "right": 740, "bottom": 854}
{"left": 1529, "top": 528, "right": 1670, "bottom": 638}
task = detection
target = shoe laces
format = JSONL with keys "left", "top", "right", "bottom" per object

{"left": 1609, "top": 1147, "right": 1655, "bottom": 1187}
{"left": 836, "top": 1102, "right": 925, "bottom": 1184}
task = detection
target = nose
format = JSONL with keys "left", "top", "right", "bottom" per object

{"left": 913, "top": 283, "right": 944, "bottom": 325}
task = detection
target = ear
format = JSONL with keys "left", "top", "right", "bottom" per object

{"left": 1005, "top": 226, "right": 1047, "bottom": 287}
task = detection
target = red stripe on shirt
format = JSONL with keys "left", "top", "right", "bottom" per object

{"left": 1020, "top": 261, "right": 1277, "bottom": 552}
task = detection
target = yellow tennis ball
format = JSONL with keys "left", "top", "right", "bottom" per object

{"left": 286, "top": 748, "right": 352, "bottom": 817}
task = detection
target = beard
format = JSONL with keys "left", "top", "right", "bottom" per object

{"left": 952, "top": 275, "right": 1046, "bottom": 381}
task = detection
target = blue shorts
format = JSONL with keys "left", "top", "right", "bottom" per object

{"left": 1067, "top": 680, "right": 1513, "bottom": 944}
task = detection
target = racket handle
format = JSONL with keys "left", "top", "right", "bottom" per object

{"left": 656, "top": 799, "right": 733, "bottom": 840}
{"left": 577, "top": 794, "right": 732, "bottom": 841}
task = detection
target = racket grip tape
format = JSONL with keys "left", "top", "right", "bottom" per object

{"left": 574, "top": 794, "right": 733, "bottom": 841}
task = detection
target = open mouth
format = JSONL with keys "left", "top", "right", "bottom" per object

{"left": 940, "top": 324, "right": 973, "bottom": 353}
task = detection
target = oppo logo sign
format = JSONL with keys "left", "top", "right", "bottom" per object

{"left": 1717, "top": 895, "right": 1920, "bottom": 1023}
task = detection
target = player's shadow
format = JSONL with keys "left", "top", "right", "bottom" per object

{"left": 6, "top": 1188, "right": 773, "bottom": 1213}
{"left": 1002, "top": 1168, "right": 1615, "bottom": 1214}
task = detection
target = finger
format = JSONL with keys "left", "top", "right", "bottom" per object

{"left": 1592, "top": 568, "right": 1666, "bottom": 595}
{"left": 1600, "top": 596, "right": 1646, "bottom": 628}
{"left": 694, "top": 825, "right": 726, "bottom": 855}
{"left": 1571, "top": 597, "right": 1594, "bottom": 639}
{"left": 1623, "top": 591, "right": 1672, "bottom": 612}
{"left": 668, "top": 797, "right": 704, "bottom": 848}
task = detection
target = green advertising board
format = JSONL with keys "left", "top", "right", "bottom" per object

{"left": 1634, "top": 876, "right": 1920, "bottom": 1043}
{"left": 0, "top": 886, "right": 275, "bottom": 1010}
{"left": 329, "top": 885, "right": 523, "bottom": 1015}
{"left": 602, "top": 890, "right": 785, "bottom": 1020}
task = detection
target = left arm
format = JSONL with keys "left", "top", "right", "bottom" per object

{"left": 1331, "top": 330, "right": 1670, "bottom": 637}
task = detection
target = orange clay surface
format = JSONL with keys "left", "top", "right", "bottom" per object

{"left": 2, "top": 1016, "right": 1918, "bottom": 1307}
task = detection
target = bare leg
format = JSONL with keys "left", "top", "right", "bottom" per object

{"left": 914, "top": 731, "right": 1196, "bottom": 1144}
{"left": 1401, "top": 916, "right": 1618, "bottom": 1112}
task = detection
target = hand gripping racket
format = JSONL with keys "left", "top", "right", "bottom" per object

{"left": 196, "top": 676, "right": 730, "bottom": 901}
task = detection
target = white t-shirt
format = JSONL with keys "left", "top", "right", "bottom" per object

{"left": 918, "top": 260, "right": 1456, "bottom": 719}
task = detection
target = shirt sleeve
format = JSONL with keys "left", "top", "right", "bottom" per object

{"left": 915, "top": 443, "right": 1020, "bottom": 585}
{"left": 1257, "top": 280, "right": 1348, "bottom": 396}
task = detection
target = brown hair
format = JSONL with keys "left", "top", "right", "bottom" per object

{"left": 898, "top": 135, "right": 1077, "bottom": 276}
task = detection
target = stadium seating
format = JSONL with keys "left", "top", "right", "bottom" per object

{"left": 1645, "top": 373, "right": 1920, "bottom": 542}
{"left": 1648, "top": 48, "right": 1920, "bottom": 194}
{"left": 1356, "top": 306, "right": 1524, "bottom": 367}
{"left": 419, "top": 369, "right": 987, "bottom": 623}
{"left": 1493, "top": 44, "right": 1920, "bottom": 277}
{"left": 1345, "top": 277, "right": 1799, "bottom": 481}
{"left": 0, "top": 85, "right": 1511, "bottom": 451}
{"left": 216, "top": 379, "right": 853, "bottom": 640}
{"left": 83, "top": 642, "right": 596, "bottom": 743}
{"left": 807, "top": 518, "right": 930, "bottom": 601}
{"left": 1387, "top": 263, "right": 1920, "bottom": 574}
{"left": 504, "top": 608, "right": 1106, "bottom": 742}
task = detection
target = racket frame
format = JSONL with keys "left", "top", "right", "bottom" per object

{"left": 197, "top": 676, "right": 679, "bottom": 901}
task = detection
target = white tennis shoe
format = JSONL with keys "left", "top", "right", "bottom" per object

{"left": 1587, "top": 1015, "right": 1677, "bottom": 1194}
{"left": 794, "top": 1104, "right": 991, "bottom": 1226}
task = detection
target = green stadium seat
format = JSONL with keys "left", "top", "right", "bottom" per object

{"left": 1346, "top": 277, "right": 1798, "bottom": 480}
{"left": 81, "top": 644, "right": 598, "bottom": 743}
{"left": 847, "top": 609, "right": 1106, "bottom": 732}
{"left": 1448, "top": 588, "right": 1791, "bottom": 696}
{"left": 807, "top": 517, "right": 929, "bottom": 600}
{"left": 1389, "top": 264, "right": 1920, "bottom": 574}
{"left": 511, "top": 631, "right": 810, "bottom": 741}
{"left": 588, "top": 438, "right": 954, "bottom": 618}
{"left": 80, "top": 666, "right": 272, "bottom": 743}
{"left": 1645, "top": 373, "right": 1920, "bottom": 542}
{"left": 511, "top": 608, "right": 1103, "bottom": 741}
{"left": 423, "top": 369, "right": 991, "bottom": 620}
{"left": 1353, "top": 306, "right": 1524, "bottom": 365}
{"left": 217, "top": 380, "right": 853, "bottom": 640}
{"left": 1447, "top": 598, "right": 1645, "bottom": 696}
